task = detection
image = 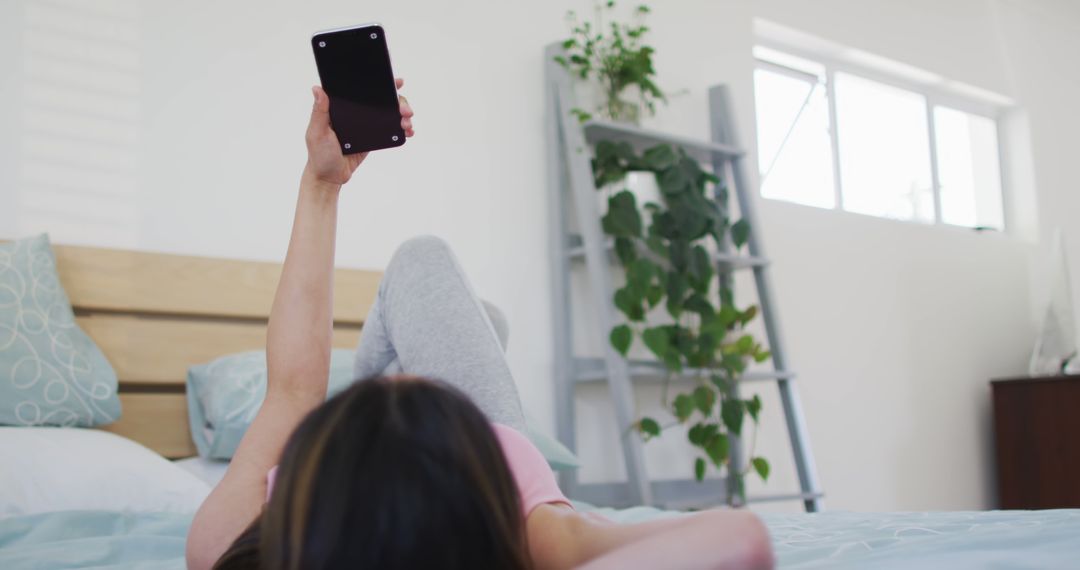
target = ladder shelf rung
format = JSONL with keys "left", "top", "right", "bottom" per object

{"left": 748, "top": 491, "right": 826, "bottom": 505}
{"left": 574, "top": 357, "right": 795, "bottom": 385}
{"left": 572, "top": 479, "right": 823, "bottom": 510}
{"left": 583, "top": 120, "right": 745, "bottom": 161}
{"left": 566, "top": 236, "right": 768, "bottom": 269}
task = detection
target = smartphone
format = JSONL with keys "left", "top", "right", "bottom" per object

{"left": 311, "top": 24, "right": 404, "bottom": 154}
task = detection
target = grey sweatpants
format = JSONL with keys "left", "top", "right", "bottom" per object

{"left": 352, "top": 236, "right": 526, "bottom": 432}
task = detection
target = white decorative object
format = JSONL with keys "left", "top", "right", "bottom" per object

{"left": 1029, "top": 229, "right": 1078, "bottom": 375}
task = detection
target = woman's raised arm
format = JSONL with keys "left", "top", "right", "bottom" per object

{"left": 186, "top": 82, "right": 413, "bottom": 570}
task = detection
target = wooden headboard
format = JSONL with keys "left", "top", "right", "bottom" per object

{"left": 48, "top": 244, "right": 382, "bottom": 458}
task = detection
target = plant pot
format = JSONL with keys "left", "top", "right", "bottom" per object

{"left": 573, "top": 80, "right": 642, "bottom": 125}
{"left": 597, "top": 170, "right": 662, "bottom": 218}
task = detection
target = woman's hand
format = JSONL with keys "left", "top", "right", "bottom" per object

{"left": 304, "top": 78, "right": 415, "bottom": 186}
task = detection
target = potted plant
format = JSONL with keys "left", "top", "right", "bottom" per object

{"left": 592, "top": 140, "right": 772, "bottom": 505}
{"left": 554, "top": 1, "right": 666, "bottom": 125}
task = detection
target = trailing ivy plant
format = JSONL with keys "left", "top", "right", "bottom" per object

{"left": 592, "top": 140, "right": 771, "bottom": 504}
{"left": 554, "top": 1, "right": 665, "bottom": 124}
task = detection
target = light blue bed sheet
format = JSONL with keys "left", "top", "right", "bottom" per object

{"left": 0, "top": 511, "right": 189, "bottom": 570}
{"left": 585, "top": 504, "right": 1080, "bottom": 569}
{"left": 3, "top": 507, "right": 1079, "bottom": 569}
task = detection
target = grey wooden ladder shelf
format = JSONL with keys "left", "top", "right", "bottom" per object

{"left": 544, "top": 43, "right": 824, "bottom": 512}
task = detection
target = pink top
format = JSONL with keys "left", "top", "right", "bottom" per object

{"left": 266, "top": 423, "right": 571, "bottom": 517}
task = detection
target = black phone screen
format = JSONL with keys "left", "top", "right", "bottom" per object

{"left": 311, "top": 25, "right": 404, "bottom": 154}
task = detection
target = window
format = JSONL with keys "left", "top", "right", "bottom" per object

{"left": 753, "top": 45, "right": 1007, "bottom": 231}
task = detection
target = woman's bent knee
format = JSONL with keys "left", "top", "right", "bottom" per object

{"left": 386, "top": 235, "right": 454, "bottom": 279}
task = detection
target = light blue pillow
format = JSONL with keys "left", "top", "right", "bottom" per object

{"left": 0, "top": 234, "right": 121, "bottom": 427}
{"left": 185, "top": 349, "right": 356, "bottom": 459}
{"left": 186, "top": 350, "right": 579, "bottom": 470}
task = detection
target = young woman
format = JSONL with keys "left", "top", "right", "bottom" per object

{"left": 186, "top": 80, "right": 774, "bottom": 570}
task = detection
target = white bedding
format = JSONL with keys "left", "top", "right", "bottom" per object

{"left": 173, "top": 456, "right": 230, "bottom": 488}
{"left": 0, "top": 427, "right": 209, "bottom": 517}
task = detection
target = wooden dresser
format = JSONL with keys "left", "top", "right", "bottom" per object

{"left": 991, "top": 375, "right": 1080, "bottom": 509}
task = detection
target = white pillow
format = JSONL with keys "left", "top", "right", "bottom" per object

{"left": 0, "top": 427, "right": 211, "bottom": 517}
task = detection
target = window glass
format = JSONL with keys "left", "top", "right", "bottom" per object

{"left": 754, "top": 68, "right": 835, "bottom": 209}
{"left": 834, "top": 72, "right": 934, "bottom": 223}
{"left": 934, "top": 107, "right": 1004, "bottom": 230}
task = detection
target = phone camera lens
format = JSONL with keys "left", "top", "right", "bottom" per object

{"left": 344, "top": 143, "right": 352, "bottom": 149}
{"left": 370, "top": 32, "right": 378, "bottom": 39}
{"left": 392, "top": 135, "right": 399, "bottom": 142}
{"left": 318, "top": 41, "right": 326, "bottom": 47}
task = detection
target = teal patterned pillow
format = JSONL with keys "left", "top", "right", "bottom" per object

{"left": 187, "top": 350, "right": 580, "bottom": 469}
{"left": 186, "top": 349, "right": 359, "bottom": 459}
{"left": 0, "top": 234, "right": 121, "bottom": 426}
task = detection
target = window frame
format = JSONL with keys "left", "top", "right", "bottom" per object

{"left": 753, "top": 39, "right": 1010, "bottom": 231}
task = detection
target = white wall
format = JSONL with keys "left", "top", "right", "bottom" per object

{"left": 2, "top": 0, "right": 1077, "bottom": 512}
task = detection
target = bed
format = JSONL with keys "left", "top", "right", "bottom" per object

{"left": 2, "top": 242, "right": 1080, "bottom": 569}
{"left": 4, "top": 506, "right": 1080, "bottom": 569}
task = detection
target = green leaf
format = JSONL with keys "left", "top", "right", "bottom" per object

{"left": 645, "top": 234, "right": 667, "bottom": 257}
{"left": 642, "top": 326, "right": 671, "bottom": 361}
{"left": 688, "top": 245, "right": 714, "bottom": 292}
{"left": 614, "top": 237, "right": 637, "bottom": 266}
{"left": 673, "top": 393, "right": 694, "bottom": 422}
{"left": 638, "top": 417, "right": 660, "bottom": 438}
{"left": 672, "top": 326, "right": 694, "bottom": 356}
{"left": 664, "top": 271, "right": 687, "bottom": 308}
{"left": 720, "top": 351, "right": 747, "bottom": 374}
{"left": 719, "top": 286, "right": 734, "bottom": 307}
{"left": 662, "top": 351, "right": 683, "bottom": 373}
{"left": 610, "top": 324, "right": 632, "bottom": 356}
{"left": 704, "top": 433, "right": 729, "bottom": 466}
{"left": 687, "top": 422, "right": 706, "bottom": 445}
{"left": 627, "top": 258, "right": 656, "bottom": 296}
{"left": 645, "top": 285, "right": 664, "bottom": 308}
{"left": 672, "top": 201, "right": 709, "bottom": 241}
{"left": 683, "top": 293, "right": 715, "bottom": 319}
{"left": 752, "top": 457, "right": 770, "bottom": 481}
{"left": 721, "top": 398, "right": 745, "bottom": 436}
{"left": 753, "top": 349, "right": 772, "bottom": 363}
{"left": 700, "top": 315, "right": 728, "bottom": 343}
{"left": 731, "top": 219, "right": 751, "bottom": 248}
{"left": 696, "top": 331, "right": 721, "bottom": 362}
{"left": 739, "top": 304, "right": 758, "bottom": 324}
{"left": 668, "top": 240, "right": 690, "bottom": 271}
{"left": 601, "top": 191, "right": 643, "bottom": 238}
{"left": 658, "top": 166, "right": 691, "bottom": 196}
{"left": 747, "top": 394, "right": 762, "bottom": 423}
{"left": 710, "top": 373, "right": 730, "bottom": 394}
{"left": 651, "top": 211, "right": 679, "bottom": 240}
{"left": 717, "top": 304, "right": 739, "bottom": 328}
{"left": 642, "top": 145, "right": 677, "bottom": 170}
{"left": 570, "top": 108, "right": 593, "bottom": 123}
{"left": 694, "top": 457, "right": 706, "bottom": 481}
{"left": 613, "top": 286, "right": 644, "bottom": 321}
{"left": 736, "top": 334, "right": 755, "bottom": 354}
{"left": 693, "top": 385, "right": 716, "bottom": 415}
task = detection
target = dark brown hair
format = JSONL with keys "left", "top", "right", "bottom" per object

{"left": 214, "top": 376, "right": 530, "bottom": 570}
